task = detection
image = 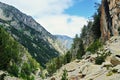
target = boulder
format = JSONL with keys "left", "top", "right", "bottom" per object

{"left": 51, "top": 77, "right": 56, "bottom": 80}
{"left": 110, "top": 55, "right": 120, "bottom": 66}
{"left": 101, "top": 62, "right": 112, "bottom": 68}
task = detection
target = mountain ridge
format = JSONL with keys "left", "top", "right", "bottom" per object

{"left": 0, "top": 1, "right": 67, "bottom": 67}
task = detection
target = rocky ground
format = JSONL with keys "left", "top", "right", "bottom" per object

{"left": 1, "top": 37, "right": 120, "bottom": 80}
{"left": 48, "top": 36, "right": 120, "bottom": 80}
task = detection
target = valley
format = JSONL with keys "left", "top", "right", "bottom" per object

{"left": 0, "top": 0, "right": 120, "bottom": 80}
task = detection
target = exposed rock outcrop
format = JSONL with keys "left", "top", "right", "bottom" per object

{"left": 100, "top": 0, "right": 120, "bottom": 41}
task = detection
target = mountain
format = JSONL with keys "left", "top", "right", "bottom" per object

{"left": 55, "top": 35, "right": 73, "bottom": 50}
{"left": 0, "top": 26, "right": 41, "bottom": 80}
{"left": 0, "top": 2, "right": 66, "bottom": 67}
{"left": 1, "top": 0, "right": 120, "bottom": 79}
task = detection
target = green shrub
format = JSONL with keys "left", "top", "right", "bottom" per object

{"left": 87, "top": 39, "right": 102, "bottom": 53}
{"left": 46, "top": 61, "right": 56, "bottom": 76}
{"left": 95, "top": 51, "right": 112, "bottom": 65}
{"left": 7, "top": 63, "right": 19, "bottom": 77}
{"left": 61, "top": 69, "right": 68, "bottom": 80}
{"left": 46, "top": 51, "right": 73, "bottom": 76}
{"left": 106, "top": 69, "right": 118, "bottom": 76}
{"left": 27, "top": 75, "right": 35, "bottom": 80}
{"left": 112, "top": 69, "right": 118, "bottom": 73}
{"left": 106, "top": 71, "right": 113, "bottom": 76}
{"left": 65, "top": 51, "right": 72, "bottom": 63}
{"left": 95, "top": 55, "right": 105, "bottom": 65}
{"left": 21, "top": 62, "right": 32, "bottom": 76}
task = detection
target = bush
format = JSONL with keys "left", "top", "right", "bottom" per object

{"left": 106, "top": 71, "right": 113, "bottom": 76}
{"left": 61, "top": 69, "right": 68, "bottom": 80}
{"left": 95, "top": 55, "right": 105, "bottom": 65}
{"left": 7, "top": 63, "right": 19, "bottom": 77}
{"left": 65, "top": 51, "right": 72, "bottom": 63}
{"left": 87, "top": 39, "right": 102, "bottom": 53}
{"left": 95, "top": 50, "right": 112, "bottom": 65}
{"left": 21, "top": 62, "right": 32, "bottom": 76}
{"left": 46, "top": 61, "right": 56, "bottom": 76}
{"left": 112, "top": 69, "right": 118, "bottom": 73}
{"left": 46, "top": 51, "right": 72, "bottom": 76}
{"left": 106, "top": 69, "right": 118, "bottom": 76}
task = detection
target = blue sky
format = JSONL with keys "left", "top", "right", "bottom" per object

{"left": 1, "top": 0, "right": 101, "bottom": 37}
{"left": 64, "top": 0, "right": 98, "bottom": 18}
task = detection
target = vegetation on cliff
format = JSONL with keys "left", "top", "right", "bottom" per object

{"left": 0, "top": 25, "right": 41, "bottom": 80}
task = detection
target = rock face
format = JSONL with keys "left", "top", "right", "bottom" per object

{"left": 110, "top": 55, "right": 120, "bottom": 66}
{"left": 105, "top": 36, "right": 120, "bottom": 66}
{"left": 100, "top": 0, "right": 120, "bottom": 41}
{"left": 0, "top": 2, "right": 67, "bottom": 67}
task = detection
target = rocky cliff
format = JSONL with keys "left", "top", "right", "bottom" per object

{"left": 100, "top": 0, "right": 120, "bottom": 41}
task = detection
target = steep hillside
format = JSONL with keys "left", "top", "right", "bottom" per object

{"left": 55, "top": 35, "right": 73, "bottom": 50}
{"left": 0, "top": 26, "right": 41, "bottom": 80}
{"left": 0, "top": 2, "right": 67, "bottom": 67}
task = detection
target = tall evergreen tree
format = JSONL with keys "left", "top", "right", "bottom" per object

{"left": 65, "top": 51, "right": 72, "bottom": 63}
{"left": 76, "top": 39, "right": 85, "bottom": 59}
{"left": 92, "top": 3, "right": 101, "bottom": 39}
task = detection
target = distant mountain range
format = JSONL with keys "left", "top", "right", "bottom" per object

{"left": 55, "top": 35, "right": 73, "bottom": 50}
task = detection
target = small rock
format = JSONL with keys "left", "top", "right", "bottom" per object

{"left": 51, "top": 77, "right": 55, "bottom": 80}
{"left": 113, "top": 65, "right": 120, "bottom": 73}
{"left": 101, "top": 62, "right": 112, "bottom": 69}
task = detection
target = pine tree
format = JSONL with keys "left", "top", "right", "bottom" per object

{"left": 76, "top": 39, "right": 85, "bottom": 59}
{"left": 61, "top": 69, "right": 68, "bottom": 80}
{"left": 65, "top": 51, "right": 72, "bottom": 63}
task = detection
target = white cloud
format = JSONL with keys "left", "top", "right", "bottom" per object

{"left": 1, "top": 0, "right": 88, "bottom": 37}
{"left": 36, "top": 14, "right": 87, "bottom": 37}
{"left": 2, "top": 0, "right": 73, "bottom": 15}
